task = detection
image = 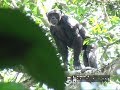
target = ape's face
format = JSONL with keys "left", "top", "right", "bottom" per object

{"left": 47, "top": 10, "right": 62, "bottom": 26}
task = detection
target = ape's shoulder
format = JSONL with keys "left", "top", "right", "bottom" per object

{"left": 61, "top": 15, "right": 79, "bottom": 27}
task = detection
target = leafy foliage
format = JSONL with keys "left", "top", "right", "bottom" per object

{"left": 0, "top": 82, "right": 28, "bottom": 90}
{"left": 0, "top": 8, "right": 65, "bottom": 90}
{"left": 0, "top": 0, "right": 120, "bottom": 90}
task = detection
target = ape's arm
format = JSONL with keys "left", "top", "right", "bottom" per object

{"left": 50, "top": 26, "right": 68, "bottom": 69}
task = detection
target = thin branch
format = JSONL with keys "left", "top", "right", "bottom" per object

{"left": 65, "top": 59, "right": 120, "bottom": 77}
{"left": 107, "top": 39, "right": 120, "bottom": 47}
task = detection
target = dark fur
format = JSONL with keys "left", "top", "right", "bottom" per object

{"left": 47, "top": 10, "right": 97, "bottom": 70}
{"left": 83, "top": 45, "right": 97, "bottom": 68}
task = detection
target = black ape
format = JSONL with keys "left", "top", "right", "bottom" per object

{"left": 47, "top": 10, "right": 87, "bottom": 70}
{"left": 83, "top": 44, "right": 97, "bottom": 68}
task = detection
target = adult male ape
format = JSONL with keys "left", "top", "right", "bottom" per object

{"left": 47, "top": 10, "right": 86, "bottom": 70}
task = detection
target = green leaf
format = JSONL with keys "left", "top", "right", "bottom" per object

{"left": 0, "top": 8, "right": 65, "bottom": 90}
{"left": 0, "top": 82, "right": 28, "bottom": 90}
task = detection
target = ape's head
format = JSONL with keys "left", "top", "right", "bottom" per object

{"left": 47, "top": 10, "right": 62, "bottom": 26}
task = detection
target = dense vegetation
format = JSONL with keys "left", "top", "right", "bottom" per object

{"left": 0, "top": 0, "right": 120, "bottom": 90}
